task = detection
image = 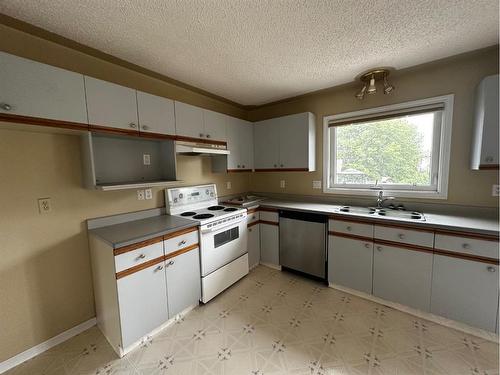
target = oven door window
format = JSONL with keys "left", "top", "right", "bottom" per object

{"left": 214, "top": 227, "right": 239, "bottom": 248}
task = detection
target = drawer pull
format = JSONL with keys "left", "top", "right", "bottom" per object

{"left": 364, "top": 243, "right": 371, "bottom": 249}
{"left": 1, "top": 103, "right": 12, "bottom": 111}
{"left": 129, "top": 122, "right": 137, "bottom": 129}
{"left": 462, "top": 243, "right": 470, "bottom": 249}
{"left": 167, "top": 260, "right": 175, "bottom": 267}
{"left": 137, "top": 254, "right": 146, "bottom": 260}
{"left": 346, "top": 226, "right": 352, "bottom": 231}
{"left": 398, "top": 233, "right": 405, "bottom": 239}
{"left": 487, "top": 266, "right": 496, "bottom": 273}
{"left": 252, "top": 215, "right": 256, "bottom": 219}
{"left": 376, "top": 246, "right": 383, "bottom": 252}
{"left": 178, "top": 240, "right": 187, "bottom": 246}
{"left": 249, "top": 228, "right": 252, "bottom": 232}
{"left": 155, "top": 265, "right": 164, "bottom": 271}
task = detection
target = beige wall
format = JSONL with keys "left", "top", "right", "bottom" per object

{"left": 247, "top": 47, "right": 499, "bottom": 208}
{"left": 0, "top": 24, "right": 250, "bottom": 362}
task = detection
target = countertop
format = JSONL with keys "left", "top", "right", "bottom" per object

{"left": 258, "top": 199, "right": 499, "bottom": 236}
{"left": 89, "top": 214, "right": 198, "bottom": 248}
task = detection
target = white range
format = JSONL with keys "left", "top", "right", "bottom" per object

{"left": 165, "top": 184, "right": 248, "bottom": 303}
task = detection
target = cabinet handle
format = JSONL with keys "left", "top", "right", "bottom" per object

{"left": 274, "top": 164, "right": 277, "bottom": 168}
{"left": 141, "top": 125, "right": 149, "bottom": 130}
{"left": 1, "top": 103, "right": 12, "bottom": 111}
{"left": 129, "top": 123, "right": 137, "bottom": 129}
{"left": 280, "top": 164, "right": 284, "bottom": 167}
{"left": 346, "top": 226, "right": 352, "bottom": 231}
{"left": 137, "top": 254, "right": 146, "bottom": 260}
{"left": 206, "top": 134, "right": 210, "bottom": 138}
{"left": 364, "top": 243, "right": 371, "bottom": 249}
{"left": 462, "top": 243, "right": 470, "bottom": 249}
{"left": 485, "top": 156, "right": 494, "bottom": 162}
{"left": 155, "top": 265, "right": 164, "bottom": 271}
{"left": 167, "top": 260, "right": 175, "bottom": 267}
{"left": 178, "top": 240, "right": 186, "bottom": 246}
{"left": 199, "top": 133, "right": 204, "bottom": 137}
{"left": 398, "top": 233, "right": 405, "bottom": 239}
{"left": 252, "top": 216, "right": 256, "bottom": 219}
{"left": 249, "top": 228, "right": 252, "bottom": 232}
{"left": 237, "top": 165, "right": 241, "bottom": 168}
{"left": 242, "top": 165, "right": 245, "bottom": 168}
{"left": 487, "top": 266, "right": 496, "bottom": 272}
{"left": 376, "top": 246, "right": 383, "bottom": 252}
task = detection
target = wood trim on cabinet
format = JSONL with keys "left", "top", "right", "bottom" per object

{"left": 478, "top": 164, "right": 499, "bottom": 170}
{"left": 174, "top": 135, "right": 226, "bottom": 146}
{"left": 164, "top": 243, "right": 199, "bottom": 260}
{"left": 227, "top": 169, "right": 252, "bottom": 173}
{"left": 0, "top": 113, "right": 89, "bottom": 131}
{"left": 374, "top": 239, "right": 434, "bottom": 254}
{"left": 371, "top": 221, "right": 434, "bottom": 233}
{"left": 90, "top": 124, "right": 140, "bottom": 136}
{"left": 260, "top": 220, "right": 279, "bottom": 226}
{"left": 139, "top": 131, "right": 176, "bottom": 141}
{"left": 247, "top": 207, "right": 259, "bottom": 214}
{"left": 115, "top": 255, "right": 164, "bottom": 279}
{"left": 113, "top": 235, "right": 164, "bottom": 256}
{"left": 164, "top": 226, "right": 198, "bottom": 240}
{"left": 328, "top": 230, "right": 373, "bottom": 243}
{"left": 254, "top": 168, "right": 309, "bottom": 172}
{"left": 434, "top": 248, "right": 499, "bottom": 265}
{"left": 247, "top": 220, "right": 259, "bottom": 228}
{"left": 434, "top": 229, "right": 499, "bottom": 241}
{"left": 328, "top": 215, "right": 375, "bottom": 226}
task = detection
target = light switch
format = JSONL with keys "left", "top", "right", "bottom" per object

{"left": 280, "top": 180, "right": 286, "bottom": 189}
{"left": 492, "top": 185, "right": 499, "bottom": 197}
{"left": 145, "top": 189, "right": 153, "bottom": 200}
{"left": 226, "top": 181, "right": 232, "bottom": 189}
{"left": 143, "top": 154, "right": 151, "bottom": 165}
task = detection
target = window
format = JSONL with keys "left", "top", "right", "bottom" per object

{"left": 323, "top": 95, "right": 454, "bottom": 198}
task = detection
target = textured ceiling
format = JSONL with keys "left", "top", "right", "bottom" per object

{"left": 0, "top": 1, "right": 498, "bottom": 106}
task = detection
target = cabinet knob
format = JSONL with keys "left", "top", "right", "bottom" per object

{"left": 237, "top": 165, "right": 241, "bottom": 168}
{"left": 142, "top": 125, "right": 149, "bottom": 130}
{"left": 167, "top": 260, "right": 175, "bottom": 267}
{"left": 274, "top": 164, "right": 277, "bottom": 168}
{"left": 137, "top": 254, "right": 146, "bottom": 260}
{"left": 179, "top": 240, "right": 186, "bottom": 246}
{"left": 462, "top": 243, "right": 470, "bottom": 249}
{"left": 280, "top": 164, "right": 284, "bottom": 167}
{"left": 199, "top": 133, "right": 204, "bottom": 137}
{"left": 242, "top": 165, "right": 245, "bottom": 168}
{"left": 206, "top": 134, "right": 210, "bottom": 138}
{"left": 129, "top": 123, "right": 137, "bottom": 129}
{"left": 398, "top": 233, "right": 405, "bottom": 239}
{"left": 376, "top": 246, "right": 383, "bottom": 252}
{"left": 487, "top": 266, "right": 496, "bottom": 272}
{"left": 1, "top": 103, "right": 12, "bottom": 111}
{"left": 155, "top": 265, "right": 164, "bottom": 271}
{"left": 485, "top": 156, "right": 494, "bottom": 162}
{"left": 364, "top": 243, "right": 371, "bottom": 249}
{"left": 252, "top": 216, "right": 256, "bottom": 219}
{"left": 346, "top": 226, "right": 352, "bottom": 231}
{"left": 249, "top": 228, "right": 252, "bottom": 232}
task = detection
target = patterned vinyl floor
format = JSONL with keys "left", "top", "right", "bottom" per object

{"left": 5, "top": 265, "right": 499, "bottom": 375}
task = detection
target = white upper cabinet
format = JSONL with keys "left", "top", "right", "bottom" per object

{"left": 0, "top": 52, "right": 88, "bottom": 124}
{"left": 84, "top": 76, "right": 139, "bottom": 131}
{"left": 226, "top": 116, "right": 253, "bottom": 170}
{"left": 174, "top": 101, "right": 204, "bottom": 139}
{"left": 471, "top": 74, "right": 499, "bottom": 169}
{"left": 136, "top": 91, "right": 175, "bottom": 136}
{"left": 254, "top": 112, "right": 315, "bottom": 171}
{"left": 203, "top": 109, "right": 227, "bottom": 141}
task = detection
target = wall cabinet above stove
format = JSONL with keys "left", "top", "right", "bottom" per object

{"left": 254, "top": 112, "right": 316, "bottom": 171}
{"left": 175, "top": 102, "right": 227, "bottom": 142}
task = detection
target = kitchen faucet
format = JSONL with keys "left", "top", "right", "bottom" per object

{"left": 376, "top": 190, "right": 395, "bottom": 208}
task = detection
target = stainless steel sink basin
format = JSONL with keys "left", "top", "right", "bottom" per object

{"left": 337, "top": 206, "right": 425, "bottom": 221}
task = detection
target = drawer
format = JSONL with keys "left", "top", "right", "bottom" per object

{"left": 435, "top": 234, "right": 499, "bottom": 260}
{"left": 164, "top": 229, "right": 199, "bottom": 255}
{"left": 329, "top": 219, "right": 373, "bottom": 238}
{"left": 115, "top": 240, "right": 164, "bottom": 273}
{"left": 247, "top": 211, "right": 259, "bottom": 224}
{"left": 374, "top": 225, "right": 434, "bottom": 248}
{"left": 260, "top": 211, "right": 278, "bottom": 223}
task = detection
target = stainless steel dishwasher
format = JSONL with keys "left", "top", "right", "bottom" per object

{"left": 279, "top": 210, "right": 327, "bottom": 280}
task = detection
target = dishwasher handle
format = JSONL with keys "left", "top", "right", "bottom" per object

{"left": 279, "top": 210, "right": 328, "bottom": 223}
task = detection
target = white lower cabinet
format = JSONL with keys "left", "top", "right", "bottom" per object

{"left": 430, "top": 255, "right": 499, "bottom": 331}
{"left": 328, "top": 235, "right": 373, "bottom": 294}
{"left": 248, "top": 224, "right": 260, "bottom": 268}
{"left": 116, "top": 261, "right": 168, "bottom": 349}
{"left": 373, "top": 244, "right": 433, "bottom": 311}
{"left": 260, "top": 223, "right": 279, "bottom": 266}
{"left": 166, "top": 249, "right": 201, "bottom": 317}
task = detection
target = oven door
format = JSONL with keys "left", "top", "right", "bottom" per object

{"left": 200, "top": 219, "right": 247, "bottom": 276}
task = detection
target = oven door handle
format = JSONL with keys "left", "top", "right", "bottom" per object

{"left": 201, "top": 219, "right": 245, "bottom": 234}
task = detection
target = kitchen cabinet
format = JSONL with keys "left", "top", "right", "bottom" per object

{"left": 254, "top": 112, "right": 315, "bottom": 171}
{"left": 0, "top": 51, "right": 88, "bottom": 124}
{"left": 328, "top": 235, "right": 373, "bottom": 294}
{"left": 85, "top": 76, "right": 139, "bottom": 131}
{"left": 203, "top": 109, "right": 227, "bottom": 141}
{"left": 165, "top": 248, "right": 201, "bottom": 317}
{"left": 116, "top": 261, "right": 169, "bottom": 348}
{"left": 248, "top": 224, "right": 260, "bottom": 269}
{"left": 431, "top": 255, "right": 499, "bottom": 331}
{"left": 174, "top": 101, "right": 204, "bottom": 139}
{"left": 226, "top": 116, "right": 254, "bottom": 171}
{"left": 136, "top": 90, "right": 175, "bottom": 136}
{"left": 260, "top": 211, "right": 279, "bottom": 267}
{"left": 373, "top": 243, "right": 433, "bottom": 311}
{"left": 471, "top": 74, "right": 499, "bottom": 170}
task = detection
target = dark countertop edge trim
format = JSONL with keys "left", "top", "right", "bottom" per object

{"left": 257, "top": 202, "right": 499, "bottom": 237}
{"left": 90, "top": 222, "right": 199, "bottom": 249}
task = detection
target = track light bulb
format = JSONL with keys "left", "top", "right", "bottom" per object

{"left": 355, "top": 84, "right": 367, "bottom": 100}
{"left": 367, "top": 74, "right": 377, "bottom": 94}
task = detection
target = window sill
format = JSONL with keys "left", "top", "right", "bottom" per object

{"left": 323, "top": 187, "right": 448, "bottom": 200}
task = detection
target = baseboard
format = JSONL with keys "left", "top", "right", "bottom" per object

{"left": 259, "top": 262, "right": 281, "bottom": 271}
{"left": 0, "top": 317, "right": 96, "bottom": 374}
{"left": 329, "top": 282, "right": 498, "bottom": 343}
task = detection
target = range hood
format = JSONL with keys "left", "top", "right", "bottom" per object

{"left": 175, "top": 140, "right": 230, "bottom": 156}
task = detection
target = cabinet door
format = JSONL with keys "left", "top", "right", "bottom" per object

{"left": 166, "top": 249, "right": 201, "bottom": 317}
{"left": 226, "top": 116, "right": 242, "bottom": 170}
{"left": 254, "top": 119, "right": 280, "bottom": 169}
{"left": 373, "top": 244, "right": 432, "bottom": 311}
{"left": 479, "top": 75, "right": 499, "bottom": 165}
{"left": 431, "top": 255, "right": 499, "bottom": 331}
{"left": 248, "top": 224, "right": 260, "bottom": 268}
{"left": 0, "top": 52, "right": 88, "bottom": 123}
{"left": 239, "top": 119, "right": 254, "bottom": 170}
{"left": 328, "top": 235, "right": 373, "bottom": 294}
{"left": 203, "top": 109, "right": 227, "bottom": 141}
{"left": 174, "top": 101, "right": 204, "bottom": 139}
{"left": 117, "top": 262, "right": 168, "bottom": 348}
{"left": 136, "top": 91, "right": 175, "bottom": 135}
{"left": 278, "top": 113, "right": 311, "bottom": 169}
{"left": 85, "top": 76, "right": 138, "bottom": 131}
{"left": 260, "top": 224, "right": 279, "bottom": 266}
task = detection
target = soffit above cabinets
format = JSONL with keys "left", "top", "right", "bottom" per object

{"left": 0, "top": 1, "right": 498, "bottom": 106}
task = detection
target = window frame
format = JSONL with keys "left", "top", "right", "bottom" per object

{"left": 322, "top": 94, "right": 454, "bottom": 199}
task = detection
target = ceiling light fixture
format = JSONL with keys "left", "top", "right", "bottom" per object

{"left": 355, "top": 68, "right": 394, "bottom": 100}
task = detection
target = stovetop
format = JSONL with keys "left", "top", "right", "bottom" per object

{"left": 177, "top": 205, "right": 244, "bottom": 223}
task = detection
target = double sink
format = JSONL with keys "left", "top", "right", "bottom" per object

{"left": 337, "top": 206, "right": 425, "bottom": 221}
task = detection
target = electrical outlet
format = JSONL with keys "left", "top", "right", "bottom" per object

{"left": 145, "top": 188, "right": 153, "bottom": 200}
{"left": 492, "top": 185, "right": 500, "bottom": 197}
{"left": 226, "top": 181, "right": 232, "bottom": 189}
{"left": 137, "top": 190, "right": 145, "bottom": 200}
{"left": 280, "top": 180, "right": 286, "bottom": 189}
{"left": 37, "top": 197, "right": 52, "bottom": 214}
{"left": 312, "top": 180, "right": 322, "bottom": 189}
{"left": 143, "top": 154, "right": 151, "bottom": 165}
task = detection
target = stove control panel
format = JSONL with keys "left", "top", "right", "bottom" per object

{"left": 166, "top": 184, "right": 217, "bottom": 212}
